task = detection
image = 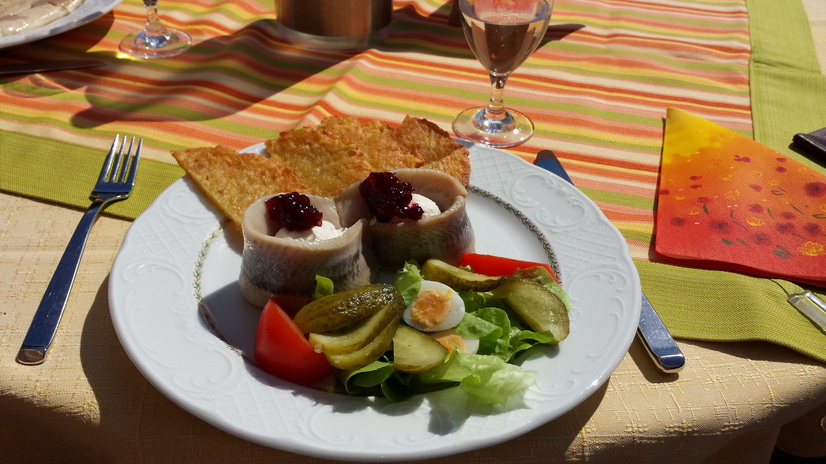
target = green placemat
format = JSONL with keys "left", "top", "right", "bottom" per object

{"left": 749, "top": 0, "right": 826, "bottom": 159}
{"left": 638, "top": 261, "right": 826, "bottom": 363}
{"left": 639, "top": 0, "right": 826, "bottom": 364}
{"left": 0, "top": 131, "right": 183, "bottom": 220}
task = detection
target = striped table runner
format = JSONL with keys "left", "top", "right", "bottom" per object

{"left": 2, "top": 0, "right": 779, "bottom": 250}
{"left": 1, "top": 0, "right": 825, "bottom": 357}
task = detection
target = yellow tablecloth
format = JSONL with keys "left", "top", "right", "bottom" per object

{"left": 1, "top": 0, "right": 825, "bottom": 462}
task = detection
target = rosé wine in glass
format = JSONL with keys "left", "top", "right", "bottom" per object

{"left": 453, "top": 0, "right": 552, "bottom": 148}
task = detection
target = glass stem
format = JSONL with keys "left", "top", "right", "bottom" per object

{"left": 143, "top": 0, "right": 167, "bottom": 36}
{"left": 484, "top": 72, "right": 510, "bottom": 121}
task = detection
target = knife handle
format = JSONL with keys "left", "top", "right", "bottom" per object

{"left": 637, "top": 293, "right": 685, "bottom": 372}
{"left": 534, "top": 158, "right": 573, "bottom": 184}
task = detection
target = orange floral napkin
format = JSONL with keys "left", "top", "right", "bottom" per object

{"left": 654, "top": 108, "right": 826, "bottom": 287}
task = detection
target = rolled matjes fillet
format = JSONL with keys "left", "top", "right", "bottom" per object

{"left": 239, "top": 194, "right": 376, "bottom": 313}
{"left": 335, "top": 169, "right": 475, "bottom": 269}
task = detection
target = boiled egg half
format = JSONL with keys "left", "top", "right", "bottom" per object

{"left": 430, "top": 329, "right": 480, "bottom": 354}
{"left": 402, "top": 280, "right": 465, "bottom": 332}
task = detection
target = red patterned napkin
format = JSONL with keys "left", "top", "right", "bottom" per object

{"left": 655, "top": 108, "right": 826, "bottom": 286}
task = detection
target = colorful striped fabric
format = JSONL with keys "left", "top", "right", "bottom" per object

{"left": 0, "top": 0, "right": 822, "bottom": 263}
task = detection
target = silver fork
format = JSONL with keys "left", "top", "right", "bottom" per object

{"left": 17, "top": 135, "right": 142, "bottom": 365}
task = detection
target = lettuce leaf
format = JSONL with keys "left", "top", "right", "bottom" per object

{"left": 339, "top": 360, "right": 395, "bottom": 394}
{"left": 313, "top": 275, "right": 335, "bottom": 300}
{"left": 339, "top": 360, "right": 443, "bottom": 402}
{"left": 419, "top": 351, "right": 536, "bottom": 406}
{"left": 394, "top": 261, "right": 424, "bottom": 306}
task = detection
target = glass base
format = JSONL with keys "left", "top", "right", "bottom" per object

{"left": 452, "top": 106, "right": 535, "bottom": 148}
{"left": 120, "top": 27, "right": 191, "bottom": 59}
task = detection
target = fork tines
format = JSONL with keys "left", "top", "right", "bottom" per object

{"left": 100, "top": 135, "right": 142, "bottom": 186}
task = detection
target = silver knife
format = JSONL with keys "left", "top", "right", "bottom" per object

{"left": 0, "top": 59, "right": 105, "bottom": 76}
{"left": 535, "top": 149, "right": 685, "bottom": 373}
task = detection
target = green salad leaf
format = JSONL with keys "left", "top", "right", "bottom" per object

{"left": 394, "top": 261, "right": 424, "bottom": 306}
{"left": 419, "top": 351, "right": 537, "bottom": 406}
{"left": 340, "top": 360, "right": 396, "bottom": 394}
{"left": 313, "top": 275, "right": 335, "bottom": 300}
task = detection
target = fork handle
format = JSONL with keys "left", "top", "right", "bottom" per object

{"left": 16, "top": 200, "right": 105, "bottom": 365}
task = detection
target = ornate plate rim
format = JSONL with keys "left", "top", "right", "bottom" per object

{"left": 109, "top": 142, "right": 641, "bottom": 461}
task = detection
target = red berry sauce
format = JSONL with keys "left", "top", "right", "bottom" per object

{"left": 359, "top": 172, "right": 424, "bottom": 223}
{"left": 265, "top": 192, "right": 323, "bottom": 232}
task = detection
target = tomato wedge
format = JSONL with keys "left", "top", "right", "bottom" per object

{"left": 254, "top": 297, "right": 334, "bottom": 385}
{"left": 459, "top": 253, "right": 559, "bottom": 283}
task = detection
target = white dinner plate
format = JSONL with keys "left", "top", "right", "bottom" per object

{"left": 109, "top": 142, "right": 641, "bottom": 461}
{"left": 0, "top": 0, "right": 122, "bottom": 49}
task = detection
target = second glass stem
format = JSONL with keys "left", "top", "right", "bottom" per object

{"left": 485, "top": 73, "right": 510, "bottom": 121}
{"left": 143, "top": 0, "right": 166, "bottom": 36}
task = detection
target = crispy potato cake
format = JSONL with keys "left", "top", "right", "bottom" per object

{"left": 315, "top": 116, "right": 425, "bottom": 172}
{"left": 172, "top": 116, "right": 471, "bottom": 229}
{"left": 393, "top": 116, "right": 472, "bottom": 186}
{"left": 266, "top": 116, "right": 470, "bottom": 193}
{"left": 265, "top": 126, "right": 375, "bottom": 198}
{"left": 171, "top": 145, "right": 306, "bottom": 228}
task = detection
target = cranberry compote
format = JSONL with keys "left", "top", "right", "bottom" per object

{"left": 265, "top": 192, "right": 323, "bottom": 232}
{"left": 359, "top": 172, "right": 424, "bottom": 223}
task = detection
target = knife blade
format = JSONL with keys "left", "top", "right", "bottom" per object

{"left": 535, "top": 149, "right": 685, "bottom": 373}
{"left": 0, "top": 59, "right": 105, "bottom": 76}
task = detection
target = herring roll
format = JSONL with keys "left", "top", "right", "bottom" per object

{"left": 239, "top": 193, "right": 375, "bottom": 313}
{"left": 335, "top": 169, "right": 475, "bottom": 269}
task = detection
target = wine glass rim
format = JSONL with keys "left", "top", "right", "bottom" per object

{"left": 459, "top": 0, "right": 553, "bottom": 25}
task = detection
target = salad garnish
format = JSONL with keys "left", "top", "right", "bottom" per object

{"left": 254, "top": 255, "right": 570, "bottom": 406}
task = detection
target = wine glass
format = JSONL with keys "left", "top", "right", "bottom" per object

{"left": 119, "top": 0, "right": 191, "bottom": 59}
{"left": 453, "top": 0, "right": 552, "bottom": 148}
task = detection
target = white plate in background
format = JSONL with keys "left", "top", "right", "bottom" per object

{"left": 0, "top": 0, "right": 121, "bottom": 49}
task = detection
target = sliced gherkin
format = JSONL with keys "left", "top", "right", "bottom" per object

{"left": 392, "top": 325, "right": 448, "bottom": 374}
{"left": 491, "top": 277, "right": 570, "bottom": 343}
{"left": 309, "top": 297, "right": 405, "bottom": 356}
{"left": 293, "top": 284, "right": 401, "bottom": 334}
{"left": 421, "top": 258, "right": 503, "bottom": 292}
{"left": 314, "top": 302, "right": 404, "bottom": 370}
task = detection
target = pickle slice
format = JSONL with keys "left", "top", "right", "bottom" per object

{"left": 421, "top": 259, "right": 503, "bottom": 292}
{"left": 308, "top": 297, "right": 405, "bottom": 356}
{"left": 318, "top": 306, "right": 403, "bottom": 371}
{"left": 294, "top": 284, "right": 401, "bottom": 334}
{"left": 392, "top": 325, "right": 448, "bottom": 374}
{"left": 491, "top": 277, "right": 570, "bottom": 342}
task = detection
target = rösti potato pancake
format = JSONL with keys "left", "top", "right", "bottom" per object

{"left": 171, "top": 145, "right": 306, "bottom": 229}
{"left": 393, "top": 117, "right": 471, "bottom": 187}
{"left": 264, "top": 124, "right": 376, "bottom": 199}
{"left": 171, "top": 116, "right": 471, "bottom": 230}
